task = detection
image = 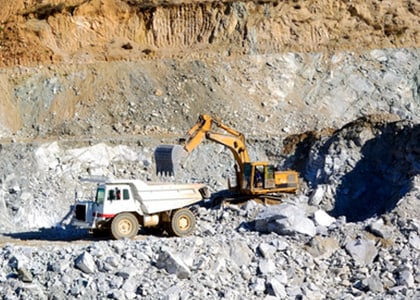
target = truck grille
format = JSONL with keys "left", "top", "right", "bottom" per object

{"left": 75, "top": 204, "right": 87, "bottom": 221}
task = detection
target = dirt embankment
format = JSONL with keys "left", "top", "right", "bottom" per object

{"left": 0, "top": 0, "right": 419, "bottom": 67}
{"left": 0, "top": 0, "right": 418, "bottom": 139}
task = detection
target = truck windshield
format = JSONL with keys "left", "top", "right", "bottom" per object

{"left": 96, "top": 188, "right": 105, "bottom": 205}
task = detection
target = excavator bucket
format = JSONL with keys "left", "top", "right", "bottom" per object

{"left": 154, "top": 145, "right": 188, "bottom": 176}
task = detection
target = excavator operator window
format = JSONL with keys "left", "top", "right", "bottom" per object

{"left": 243, "top": 163, "right": 252, "bottom": 189}
{"left": 254, "top": 166, "right": 264, "bottom": 188}
{"left": 264, "top": 165, "right": 275, "bottom": 188}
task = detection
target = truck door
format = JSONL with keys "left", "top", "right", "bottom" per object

{"left": 104, "top": 185, "right": 136, "bottom": 215}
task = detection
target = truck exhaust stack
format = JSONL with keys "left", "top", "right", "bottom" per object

{"left": 154, "top": 144, "right": 188, "bottom": 176}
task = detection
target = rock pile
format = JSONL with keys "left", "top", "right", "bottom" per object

{"left": 0, "top": 141, "right": 154, "bottom": 232}
{"left": 288, "top": 114, "right": 420, "bottom": 222}
{"left": 0, "top": 199, "right": 419, "bottom": 299}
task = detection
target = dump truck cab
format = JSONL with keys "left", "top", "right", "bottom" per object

{"left": 91, "top": 183, "right": 141, "bottom": 228}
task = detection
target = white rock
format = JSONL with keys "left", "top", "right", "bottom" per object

{"left": 258, "top": 259, "right": 276, "bottom": 275}
{"left": 370, "top": 49, "right": 388, "bottom": 62}
{"left": 408, "top": 232, "right": 420, "bottom": 250}
{"left": 345, "top": 239, "right": 378, "bottom": 266}
{"left": 398, "top": 269, "right": 415, "bottom": 288}
{"left": 229, "top": 240, "right": 253, "bottom": 267}
{"left": 314, "top": 209, "right": 336, "bottom": 227}
{"left": 258, "top": 243, "right": 276, "bottom": 259}
{"left": 156, "top": 248, "right": 191, "bottom": 279}
{"left": 365, "top": 273, "right": 384, "bottom": 293}
{"left": 255, "top": 204, "right": 316, "bottom": 237}
{"left": 122, "top": 276, "right": 139, "bottom": 294}
{"left": 34, "top": 142, "right": 61, "bottom": 170}
{"left": 272, "top": 239, "right": 288, "bottom": 251}
{"left": 75, "top": 251, "right": 96, "bottom": 274}
{"left": 251, "top": 278, "right": 266, "bottom": 293}
{"left": 368, "top": 219, "right": 394, "bottom": 239}
{"left": 309, "top": 186, "right": 325, "bottom": 206}
{"left": 267, "top": 276, "right": 287, "bottom": 298}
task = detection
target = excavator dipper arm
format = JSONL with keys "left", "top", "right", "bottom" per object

{"left": 154, "top": 114, "right": 250, "bottom": 176}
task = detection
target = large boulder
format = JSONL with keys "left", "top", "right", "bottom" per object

{"left": 155, "top": 247, "right": 191, "bottom": 279}
{"left": 255, "top": 204, "right": 316, "bottom": 237}
{"left": 75, "top": 251, "right": 96, "bottom": 274}
{"left": 345, "top": 239, "right": 378, "bottom": 266}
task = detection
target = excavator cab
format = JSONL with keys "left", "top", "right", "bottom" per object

{"left": 241, "top": 162, "right": 276, "bottom": 194}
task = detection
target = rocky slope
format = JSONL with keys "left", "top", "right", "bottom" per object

{"left": 0, "top": 49, "right": 419, "bottom": 140}
{"left": 0, "top": 0, "right": 419, "bottom": 138}
{"left": 0, "top": 0, "right": 419, "bottom": 299}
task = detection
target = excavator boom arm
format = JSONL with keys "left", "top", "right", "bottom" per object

{"left": 205, "top": 132, "right": 250, "bottom": 167}
{"left": 155, "top": 114, "right": 250, "bottom": 175}
{"left": 182, "top": 115, "right": 249, "bottom": 162}
{"left": 182, "top": 114, "right": 213, "bottom": 153}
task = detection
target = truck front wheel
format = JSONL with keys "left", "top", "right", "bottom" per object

{"left": 169, "top": 208, "right": 196, "bottom": 237}
{"left": 111, "top": 213, "right": 139, "bottom": 240}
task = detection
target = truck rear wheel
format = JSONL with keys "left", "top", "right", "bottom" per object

{"left": 111, "top": 213, "right": 139, "bottom": 240}
{"left": 169, "top": 208, "right": 196, "bottom": 237}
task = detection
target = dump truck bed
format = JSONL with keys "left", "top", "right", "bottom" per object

{"left": 107, "top": 179, "right": 209, "bottom": 214}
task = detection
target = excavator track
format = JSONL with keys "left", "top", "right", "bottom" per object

{"left": 209, "top": 192, "right": 287, "bottom": 208}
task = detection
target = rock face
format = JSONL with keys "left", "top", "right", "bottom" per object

{"left": 0, "top": 1, "right": 418, "bottom": 299}
{"left": 0, "top": 0, "right": 418, "bottom": 67}
{"left": 293, "top": 115, "right": 420, "bottom": 222}
{"left": 1, "top": 49, "right": 419, "bottom": 140}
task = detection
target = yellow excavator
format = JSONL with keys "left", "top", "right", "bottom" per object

{"left": 154, "top": 114, "right": 298, "bottom": 200}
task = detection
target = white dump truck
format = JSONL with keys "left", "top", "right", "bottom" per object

{"left": 72, "top": 178, "right": 210, "bottom": 239}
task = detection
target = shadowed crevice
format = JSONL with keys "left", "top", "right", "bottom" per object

{"left": 332, "top": 123, "right": 419, "bottom": 221}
